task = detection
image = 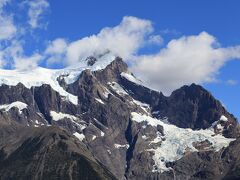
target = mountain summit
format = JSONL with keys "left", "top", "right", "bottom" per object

{"left": 0, "top": 56, "right": 239, "bottom": 180}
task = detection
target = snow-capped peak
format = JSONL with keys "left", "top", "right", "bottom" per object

{"left": 0, "top": 53, "right": 117, "bottom": 105}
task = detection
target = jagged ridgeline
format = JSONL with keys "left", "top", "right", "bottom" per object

{"left": 0, "top": 54, "right": 239, "bottom": 180}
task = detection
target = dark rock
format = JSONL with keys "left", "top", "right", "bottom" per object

{"left": 86, "top": 56, "right": 97, "bottom": 66}
{"left": 0, "top": 124, "right": 116, "bottom": 180}
{"left": 0, "top": 57, "right": 239, "bottom": 179}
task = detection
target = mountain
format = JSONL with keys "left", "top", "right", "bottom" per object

{"left": 0, "top": 123, "right": 116, "bottom": 180}
{"left": 0, "top": 54, "right": 239, "bottom": 180}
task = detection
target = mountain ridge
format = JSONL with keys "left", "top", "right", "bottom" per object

{"left": 0, "top": 56, "right": 239, "bottom": 179}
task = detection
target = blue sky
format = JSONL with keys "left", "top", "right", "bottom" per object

{"left": 0, "top": 0, "right": 239, "bottom": 119}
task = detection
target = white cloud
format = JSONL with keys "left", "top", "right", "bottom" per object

{"left": 44, "top": 17, "right": 240, "bottom": 95}
{"left": 0, "top": 7, "right": 239, "bottom": 95}
{"left": 45, "top": 38, "right": 68, "bottom": 54}
{"left": 64, "top": 16, "right": 153, "bottom": 65}
{"left": 0, "top": 16, "right": 16, "bottom": 40}
{"left": 0, "top": 0, "right": 10, "bottom": 9}
{"left": 0, "top": 0, "right": 16, "bottom": 41}
{"left": 226, "top": 79, "right": 238, "bottom": 85}
{"left": 27, "top": 0, "right": 49, "bottom": 29}
{"left": 1, "top": 41, "right": 42, "bottom": 70}
{"left": 0, "top": 60, "right": 5, "bottom": 68}
{"left": 0, "top": 51, "right": 6, "bottom": 68}
{"left": 0, "top": 0, "right": 49, "bottom": 69}
{"left": 131, "top": 32, "right": 240, "bottom": 95}
{"left": 148, "top": 35, "right": 163, "bottom": 45}
{"left": 160, "top": 29, "right": 181, "bottom": 36}
{"left": 13, "top": 53, "right": 42, "bottom": 70}
{"left": 45, "top": 38, "right": 68, "bottom": 65}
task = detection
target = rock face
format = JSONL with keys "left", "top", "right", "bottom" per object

{"left": 158, "top": 84, "right": 237, "bottom": 131}
{"left": 0, "top": 56, "right": 239, "bottom": 180}
{"left": 0, "top": 123, "right": 116, "bottom": 180}
{"left": 120, "top": 76, "right": 239, "bottom": 138}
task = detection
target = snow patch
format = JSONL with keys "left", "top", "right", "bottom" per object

{"left": 0, "top": 54, "right": 118, "bottom": 106}
{"left": 220, "top": 115, "right": 228, "bottom": 122}
{"left": 50, "top": 111, "right": 86, "bottom": 130}
{"left": 210, "top": 115, "right": 229, "bottom": 131}
{"left": 92, "top": 135, "right": 97, "bottom": 140}
{"left": 95, "top": 98, "right": 105, "bottom": 105}
{"left": 37, "top": 112, "right": 44, "bottom": 118}
{"left": 101, "top": 131, "right": 105, "bottom": 137}
{"left": 50, "top": 111, "right": 77, "bottom": 121}
{"left": 108, "top": 82, "right": 128, "bottom": 95}
{"left": 152, "top": 111, "right": 160, "bottom": 115}
{"left": 216, "top": 124, "right": 224, "bottom": 132}
{"left": 114, "top": 144, "right": 129, "bottom": 149}
{"left": 103, "top": 87, "right": 112, "bottom": 98}
{"left": 63, "top": 53, "right": 116, "bottom": 84}
{"left": 131, "top": 112, "right": 235, "bottom": 173}
{"left": 73, "top": 121, "right": 87, "bottom": 131}
{"left": 0, "top": 101, "right": 28, "bottom": 114}
{"left": 121, "top": 72, "right": 142, "bottom": 85}
{"left": 149, "top": 132, "right": 162, "bottom": 145}
{"left": 73, "top": 132, "right": 85, "bottom": 141}
{"left": 0, "top": 68, "right": 78, "bottom": 105}
{"left": 132, "top": 99, "right": 150, "bottom": 114}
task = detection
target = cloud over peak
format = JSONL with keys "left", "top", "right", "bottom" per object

{"left": 0, "top": 1, "right": 239, "bottom": 95}
{"left": 131, "top": 32, "right": 240, "bottom": 94}
{"left": 45, "top": 19, "right": 240, "bottom": 95}
{"left": 64, "top": 16, "right": 153, "bottom": 65}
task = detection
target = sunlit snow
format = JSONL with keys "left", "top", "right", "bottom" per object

{"left": 0, "top": 101, "right": 28, "bottom": 114}
{"left": 50, "top": 111, "right": 77, "bottom": 121}
{"left": 108, "top": 82, "right": 128, "bottom": 95}
{"left": 73, "top": 132, "right": 85, "bottom": 141}
{"left": 95, "top": 98, "right": 105, "bottom": 105}
{"left": 0, "top": 53, "right": 117, "bottom": 106}
{"left": 114, "top": 143, "right": 130, "bottom": 149}
{"left": 121, "top": 72, "right": 142, "bottom": 85}
{"left": 131, "top": 112, "right": 235, "bottom": 172}
{"left": 220, "top": 115, "right": 228, "bottom": 122}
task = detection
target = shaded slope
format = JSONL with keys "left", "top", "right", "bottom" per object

{"left": 0, "top": 124, "right": 116, "bottom": 180}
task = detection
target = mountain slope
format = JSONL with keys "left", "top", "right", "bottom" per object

{"left": 0, "top": 123, "right": 116, "bottom": 180}
{"left": 0, "top": 55, "right": 239, "bottom": 179}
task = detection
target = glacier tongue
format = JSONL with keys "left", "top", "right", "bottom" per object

{"left": 131, "top": 112, "right": 235, "bottom": 173}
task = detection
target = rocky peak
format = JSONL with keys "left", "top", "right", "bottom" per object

{"left": 152, "top": 83, "right": 239, "bottom": 137}
{"left": 170, "top": 83, "right": 219, "bottom": 105}
{"left": 0, "top": 83, "right": 33, "bottom": 105}
{"left": 170, "top": 83, "right": 234, "bottom": 124}
{"left": 93, "top": 56, "right": 128, "bottom": 84}
{"left": 117, "top": 78, "right": 238, "bottom": 137}
{"left": 86, "top": 56, "right": 97, "bottom": 66}
{"left": 0, "top": 55, "right": 239, "bottom": 180}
